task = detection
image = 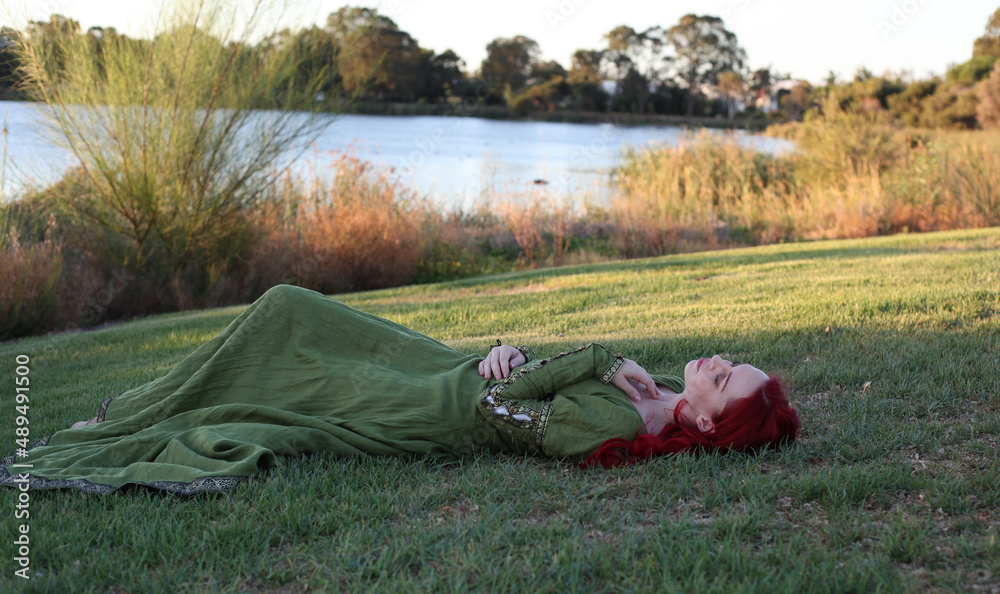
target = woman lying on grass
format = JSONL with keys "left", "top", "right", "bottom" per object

{"left": 0, "top": 284, "right": 800, "bottom": 495}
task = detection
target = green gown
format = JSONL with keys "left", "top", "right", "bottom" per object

{"left": 0, "top": 285, "right": 684, "bottom": 495}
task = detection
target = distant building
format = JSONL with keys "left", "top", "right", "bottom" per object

{"left": 756, "top": 80, "right": 807, "bottom": 113}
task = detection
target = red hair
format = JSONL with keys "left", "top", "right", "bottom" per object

{"left": 582, "top": 376, "right": 800, "bottom": 468}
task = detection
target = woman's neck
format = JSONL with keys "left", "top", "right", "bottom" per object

{"left": 627, "top": 380, "right": 683, "bottom": 435}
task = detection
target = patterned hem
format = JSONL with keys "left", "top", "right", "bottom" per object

{"left": 600, "top": 354, "right": 626, "bottom": 383}
{"left": 0, "top": 392, "right": 250, "bottom": 496}
{"left": 0, "top": 468, "right": 248, "bottom": 495}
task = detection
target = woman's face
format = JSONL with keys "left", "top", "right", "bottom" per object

{"left": 681, "top": 355, "right": 768, "bottom": 433}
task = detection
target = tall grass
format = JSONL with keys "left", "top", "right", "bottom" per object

{"left": 0, "top": 220, "right": 62, "bottom": 339}
{"left": 882, "top": 139, "right": 1000, "bottom": 233}
{"left": 243, "top": 149, "right": 424, "bottom": 296}
{"left": 612, "top": 101, "right": 1000, "bottom": 255}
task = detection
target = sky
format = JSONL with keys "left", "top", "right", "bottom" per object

{"left": 5, "top": 0, "right": 998, "bottom": 85}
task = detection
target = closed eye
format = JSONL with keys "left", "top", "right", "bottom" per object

{"left": 717, "top": 362, "right": 743, "bottom": 391}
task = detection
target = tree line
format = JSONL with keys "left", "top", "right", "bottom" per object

{"left": 0, "top": 8, "right": 757, "bottom": 118}
{"left": 2, "top": 6, "right": 1000, "bottom": 126}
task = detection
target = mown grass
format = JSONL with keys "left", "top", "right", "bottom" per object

{"left": 1, "top": 227, "right": 998, "bottom": 592}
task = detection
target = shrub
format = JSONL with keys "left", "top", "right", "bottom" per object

{"left": 920, "top": 83, "right": 980, "bottom": 129}
{"left": 9, "top": 0, "right": 343, "bottom": 309}
{"left": 887, "top": 79, "right": 939, "bottom": 127}
{"left": 243, "top": 150, "right": 424, "bottom": 295}
{"left": 946, "top": 56, "right": 998, "bottom": 84}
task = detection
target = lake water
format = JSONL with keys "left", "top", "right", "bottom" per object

{"left": 1, "top": 100, "right": 792, "bottom": 209}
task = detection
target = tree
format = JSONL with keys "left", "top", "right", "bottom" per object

{"left": 21, "top": 14, "right": 80, "bottom": 75}
{"left": 603, "top": 25, "right": 669, "bottom": 114}
{"left": 887, "top": 79, "right": 939, "bottom": 126}
{"left": 920, "top": 83, "right": 979, "bottom": 129}
{"left": 612, "top": 67, "right": 648, "bottom": 113}
{"left": 739, "top": 67, "right": 772, "bottom": 113}
{"left": 973, "top": 7, "right": 1000, "bottom": 58}
{"left": 601, "top": 27, "right": 635, "bottom": 88}
{"left": 946, "top": 55, "right": 998, "bottom": 84}
{"left": 508, "top": 60, "right": 568, "bottom": 114}
{"left": 530, "top": 59, "right": 566, "bottom": 83}
{"left": 569, "top": 49, "right": 603, "bottom": 84}
{"left": 509, "top": 76, "right": 570, "bottom": 114}
{"left": 480, "top": 35, "right": 539, "bottom": 95}
{"left": 977, "top": 60, "right": 1000, "bottom": 128}
{"left": 853, "top": 66, "right": 875, "bottom": 82}
{"left": 566, "top": 49, "right": 607, "bottom": 111}
{"left": 26, "top": 13, "right": 80, "bottom": 37}
{"left": 263, "top": 25, "right": 340, "bottom": 100}
{"left": 420, "top": 48, "right": 465, "bottom": 101}
{"left": 0, "top": 27, "right": 18, "bottom": 92}
{"left": 325, "top": 7, "right": 424, "bottom": 101}
{"left": 827, "top": 77, "right": 905, "bottom": 113}
{"left": 749, "top": 68, "right": 771, "bottom": 93}
{"left": 666, "top": 14, "right": 746, "bottom": 117}
{"left": 716, "top": 70, "right": 744, "bottom": 121}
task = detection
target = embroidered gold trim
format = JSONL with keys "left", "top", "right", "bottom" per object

{"left": 601, "top": 355, "right": 626, "bottom": 384}
{"left": 478, "top": 344, "right": 610, "bottom": 445}
{"left": 0, "top": 432, "right": 248, "bottom": 495}
{"left": 481, "top": 391, "right": 546, "bottom": 432}
{"left": 0, "top": 391, "right": 250, "bottom": 495}
{"left": 534, "top": 400, "right": 552, "bottom": 447}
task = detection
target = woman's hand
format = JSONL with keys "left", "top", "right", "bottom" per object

{"left": 479, "top": 345, "right": 526, "bottom": 380}
{"left": 611, "top": 359, "right": 658, "bottom": 403}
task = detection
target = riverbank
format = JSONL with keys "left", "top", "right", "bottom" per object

{"left": 3, "top": 107, "right": 999, "bottom": 340}
{"left": 0, "top": 91, "right": 775, "bottom": 130}
{"left": 347, "top": 100, "right": 773, "bottom": 130}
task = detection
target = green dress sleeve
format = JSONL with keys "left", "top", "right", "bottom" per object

{"left": 476, "top": 343, "right": 630, "bottom": 456}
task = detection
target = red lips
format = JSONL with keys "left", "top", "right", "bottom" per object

{"left": 696, "top": 358, "right": 706, "bottom": 371}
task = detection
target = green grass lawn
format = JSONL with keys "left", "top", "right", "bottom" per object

{"left": 1, "top": 227, "right": 998, "bottom": 592}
